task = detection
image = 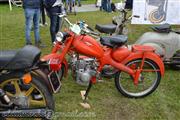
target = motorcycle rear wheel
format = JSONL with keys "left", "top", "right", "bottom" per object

{"left": 0, "top": 72, "right": 54, "bottom": 120}
{"left": 115, "top": 59, "right": 161, "bottom": 98}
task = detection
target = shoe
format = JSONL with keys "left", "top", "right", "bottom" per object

{"left": 39, "top": 23, "right": 44, "bottom": 27}
{"left": 39, "top": 43, "right": 47, "bottom": 48}
{"left": 78, "top": 4, "right": 81, "bottom": 7}
{"left": 44, "top": 22, "right": 48, "bottom": 26}
{"left": 35, "top": 42, "right": 47, "bottom": 48}
{"left": 33, "top": 94, "right": 43, "bottom": 100}
{"left": 26, "top": 42, "right": 32, "bottom": 45}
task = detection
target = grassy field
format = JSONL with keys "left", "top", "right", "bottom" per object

{"left": 0, "top": 4, "right": 180, "bottom": 120}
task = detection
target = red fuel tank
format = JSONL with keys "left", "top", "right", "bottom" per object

{"left": 112, "top": 47, "right": 131, "bottom": 62}
{"left": 73, "top": 35, "right": 104, "bottom": 58}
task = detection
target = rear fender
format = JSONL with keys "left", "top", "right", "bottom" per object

{"left": 31, "top": 70, "right": 53, "bottom": 94}
{"left": 41, "top": 53, "right": 68, "bottom": 77}
{"left": 139, "top": 43, "right": 165, "bottom": 58}
{"left": 122, "top": 52, "right": 165, "bottom": 76}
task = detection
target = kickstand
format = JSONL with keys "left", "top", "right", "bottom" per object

{"left": 80, "top": 82, "right": 92, "bottom": 109}
{"left": 83, "top": 82, "right": 92, "bottom": 102}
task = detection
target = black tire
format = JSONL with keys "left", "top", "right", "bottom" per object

{"left": 115, "top": 59, "right": 161, "bottom": 98}
{"left": 0, "top": 72, "right": 54, "bottom": 119}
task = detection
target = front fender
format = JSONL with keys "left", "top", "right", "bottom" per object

{"left": 41, "top": 53, "right": 68, "bottom": 77}
{"left": 122, "top": 52, "right": 165, "bottom": 76}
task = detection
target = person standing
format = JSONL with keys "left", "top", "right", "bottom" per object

{"left": 44, "top": 0, "right": 65, "bottom": 43}
{"left": 101, "top": 0, "right": 112, "bottom": 12}
{"left": 77, "top": 0, "right": 81, "bottom": 7}
{"left": 22, "top": 0, "right": 42, "bottom": 46}
{"left": 107, "top": 0, "right": 112, "bottom": 12}
{"left": 40, "top": 2, "right": 48, "bottom": 26}
{"left": 125, "top": 0, "right": 133, "bottom": 9}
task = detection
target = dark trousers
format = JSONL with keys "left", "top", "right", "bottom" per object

{"left": 49, "top": 14, "right": 61, "bottom": 43}
{"left": 40, "top": 5, "right": 46, "bottom": 24}
{"left": 46, "top": 6, "right": 62, "bottom": 43}
{"left": 101, "top": 0, "right": 112, "bottom": 12}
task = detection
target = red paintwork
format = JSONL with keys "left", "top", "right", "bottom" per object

{"left": 52, "top": 42, "right": 62, "bottom": 53}
{"left": 112, "top": 46, "right": 131, "bottom": 62}
{"left": 42, "top": 30, "right": 165, "bottom": 86}
{"left": 121, "top": 50, "right": 165, "bottom": 76}
{"left": 132, "top": 45, "right": 155, "bottom": 52}
{"left": 41, "top": 53, "right": 68, "bottom": 77}
{"left": 49, "top": 59, "right": 62, "bottom": 71}
{"left": 73, "top": 35, "right": 104, "bottom": 58}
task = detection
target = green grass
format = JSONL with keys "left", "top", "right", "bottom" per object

{"left": 1, "top": 4, "right": 180, "bottom": 120}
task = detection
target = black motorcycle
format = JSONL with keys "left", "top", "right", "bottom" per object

{"left": 0, "top": 45, "right": 54, "bottom": 119}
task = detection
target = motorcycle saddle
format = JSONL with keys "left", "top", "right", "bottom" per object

{"left": 151, "top": 24, "right": 171, "bottom": 33}
{"left": 100, "top": 35, "right": 128, "bottom": 48}
{"left": 95, "top": 24, "right": 116, "bottom": 34}
{"left": 0, "top": 45, "right": 41, "bottom": 70}
{"left": 0, "top": 51, "right": 17, "bottom": 69}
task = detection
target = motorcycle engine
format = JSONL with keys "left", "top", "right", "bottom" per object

{"left": 71, "top": 56, "right": 97, "bottom": 86}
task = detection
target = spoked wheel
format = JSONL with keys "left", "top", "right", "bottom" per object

{"left": 115, "top": 59, "right": 161, "bottom": 98}
{"left": 0, "top": 73, "right": 54, "bottom": 120}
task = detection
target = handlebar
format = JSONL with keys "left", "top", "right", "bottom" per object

{"left": 56, "top": 13, "right": 100, "bottom": 36}
{"left": 56, "top": 13, "right": 73, "bottom": 26}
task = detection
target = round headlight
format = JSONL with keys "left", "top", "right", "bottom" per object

{"left": 56, "top": 32, "right": 64, "bottom": 42}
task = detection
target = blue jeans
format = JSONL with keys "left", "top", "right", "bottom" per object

{"left": 107, "top": 0, "right": 112, "bottom": 12}
{"left": 66, "top": 0, "right": 75, "bottom": 4}
{"left": 102, "top": 0, "right": 112, "bottom": 12}
{"left": 66, "top": 0, "right": 80, "bottom": 5}
{"left": 24, "top": 8, "right": 40, "bottom": 44}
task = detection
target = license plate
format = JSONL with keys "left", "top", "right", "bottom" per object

{"left": 48, "top": 71, "right": 61, "bottom": 93}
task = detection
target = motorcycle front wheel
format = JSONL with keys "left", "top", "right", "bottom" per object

{"left": 0, "top": 72, "right": 54, "bottom": 119}
{"left": 115, "top": 59, "right": 161, "bottom": 98}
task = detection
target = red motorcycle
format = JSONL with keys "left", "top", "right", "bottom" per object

{"left": 41, "top": 14, "right": 165, "bottom": 99}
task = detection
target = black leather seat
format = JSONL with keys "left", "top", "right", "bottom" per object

{"left": 0, "top": 45, "right": 41, "bottom": 70}
{"left": 151, "top": 24, "right": 171, "bottom": 33}
{"left": 0, "top": 51, "right": 17, "bottom": 69}
{"left": 100, "top": 35, "right": 128, "bottom": 48}
{"left": 95, "top": 24, "right": 116, "bottom": 34}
